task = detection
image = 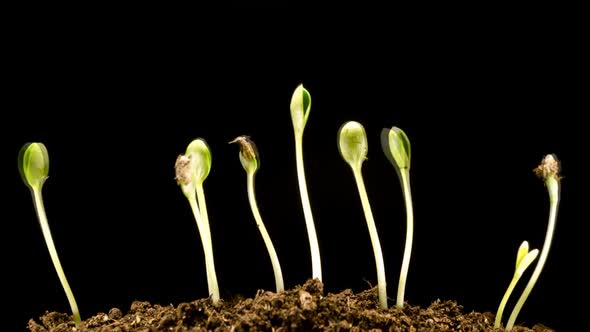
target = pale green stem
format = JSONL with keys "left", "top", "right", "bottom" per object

{"left": 247, "top": 172, "right": 284, "bottom": 292}
{"left": 186, "top": 194, "right": 214, "bottom": 300}
{"left": 505, "top": 183, "right": 558, "bottom": 331}
{"left": 495, "top": 276, "right": 520, "bottom": 328}
{"left": 185, "top": 193, "right": 203, "bottom": 237}
{"left": 194, "top": 184, "right": 220, "bottom": 303}
{"left": 295, "top": 137, "right": 322, "bottom": 281}
{"left": 352, "top": 166, "right": 388, "bottom": 309}
{"left": 397, "top": 169, "right": 414, "bottom": 308}
{"left": 32, "top": 188, "right": 81, "bottom": 326}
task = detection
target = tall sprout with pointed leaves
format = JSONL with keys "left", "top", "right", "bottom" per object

{"left": 230, "top": 135, "right": 284, "bottom": 292}
{"left": 494, "top": 241, "right": 539, "bottom": 328}
{"left": 290, "top": 84, "right": 321, "bottom": 281}
{"left": 381, "top": 126, "right": 413, "bottom": 309}
{"left": 505, "top": 154, "right": 561, "bottom": 331}
{"left": 175, "top": 138, "right": 220, "bottom": 303}
{"left": 338, "top": 121, "right": 388, "bottom": 309}
{"left": 18, "top": 142, "right": 81, "bottom": 326}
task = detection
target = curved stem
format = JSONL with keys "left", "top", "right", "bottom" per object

{"left": 195, "top": 184, "right": 220, "bottom": 303}
{"left": 352, "top": 167, "right": 387, "bottom": 309}
{"left": 397, "top": 170, "right": 414, "bottom": 308}
{"left": 247, "top": 172, "right": 284, "bottom": 292}
{"left": 295, "top": 137, "right": 322, "bottom": 281}
{"left": 32, "top": 188, "right": 81, "bottom": 326}
{"left": 505, "top": 183, "right": 559, "bottom": 331}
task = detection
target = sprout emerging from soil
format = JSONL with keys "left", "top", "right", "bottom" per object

{"left": 230, "top": 135, "right": 285, "bottom": 292}
{"left": 381, "top": 126, "right": 414, "bottom": 309}
{"left": 494, "top": 241, "right": 539, "bottom": 328}
{"left": 505, "top": 154, "right": 561, "bottom": 331}
{"left": 18, "top": 142, "right": 81, "bottom": 326}
{"left": 175, "top": 138, "right": 220, "bottom": 303}
{"left": 338, "top": 121, "right": 388, "bottom": 309}
{"left": 290, "top": 84, "right": 322, "bottom": 281}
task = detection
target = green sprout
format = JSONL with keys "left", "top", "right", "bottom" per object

{"left": 18, "top": 142, "right": 81, "bottom": 326}
{"left": 494, "top": 241, "right": 539, "bottom": 328}
{"left": 381, "top": 126, "right": 414, "bottom": 309}
{"left": 175, "top": 138, "right": 220, "bottom": 303}
{"left": 290, "top": 84, "right": 322, "bottom": 281}
{"left": 338, "top": 121, "right": 388, "bottom": 309}
{"left": 230, "top": 135, "right": 284, "bottom": 292}
{"left": 505, "top": 154, "right": 561, "bottom": 331}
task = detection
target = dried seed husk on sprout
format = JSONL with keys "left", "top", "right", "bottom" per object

{"left": 230, "top": 135, "right": 284, "bottom": 292}
{"left": 175, "top": 138, "right": 220, "bottom": 303}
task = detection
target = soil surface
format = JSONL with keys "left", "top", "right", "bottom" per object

{"left": 28, "top": 279, "right": 553, "bottom": 332}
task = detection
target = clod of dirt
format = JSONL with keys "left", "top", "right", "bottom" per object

{"left": 28, "top": 279, "right": 552, "bottom": 332}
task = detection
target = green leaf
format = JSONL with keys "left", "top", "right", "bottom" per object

{"left": 338, "top": 121, "right": 368, "bottom": 169}
{"left": 290, "top": 84, "right": 312, "bottom": 135}
{"left": 186, "top": 138, "right": 212, "bottom": 184}
{"left": 515, "top": 249, "right": 539, "bottom": 277}
{"left": 18, "top": 142, "right": 49, "bottom": 190}
{"left": 381, "top": 126, "right": 411, "bottom": 175}
{"left": 175, "top": 138, "right": 212, "bottom": 193}
{"left": 515, "top": 241, "right": 530, "bottom": 269}
{"left": 514, "top": 241, "right": 539, "bottom": 277}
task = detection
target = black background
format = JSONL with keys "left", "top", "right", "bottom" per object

{"left": 3, "top": 4, "right": 584, "bottom": 331}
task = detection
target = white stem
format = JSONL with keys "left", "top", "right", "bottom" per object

{"left": 247, "top": 172, "right": 284, "bottom": 292}
{"left": 295, "top": 137, "right": 322, "bottom": 281}
{"left": 352, "top": 167, "right": 388, "bottom": 309}
{"left": 397, "top": 170, "right": 414, "bottom": 308}
{"left": 194, "top": 184, "right": 220, "bottom": 303}
{"left": 32, "top": 188, "right": 81, "bottom": 325}
{"left": 505, "top": 179, "right": 558, "bottom": 331}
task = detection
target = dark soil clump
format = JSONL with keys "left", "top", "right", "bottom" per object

{"left": 28, "top": 279, "right": 553, "bottom": 332}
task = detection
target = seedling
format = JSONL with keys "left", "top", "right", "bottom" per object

{"left": 290, "top": 84, "right": 322, "bottom": 281}
{"left": 18, "top": 142, "right": 81, "bottom": 326}
{"left": 175, "top": 138, "right": 220, "bottom": 303}
{"left": 505, "top": 154, "right": 561, "bottom": 331}
{"left": 338, "top": 121, "right": 388, "bottom": 309}
{"left": 381, "top": 126, "right": 414, "bottom": 309}
{"left": 494, "top": 241, "right": 539, "bottom": 328}
{"left": 230, "top": 135, "right": 284, "bottom": 292}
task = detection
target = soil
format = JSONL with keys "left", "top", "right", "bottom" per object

{"left": 28, "top": 279, "right": 553, "bottom": 332}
